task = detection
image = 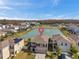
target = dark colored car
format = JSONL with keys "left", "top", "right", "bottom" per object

{"left": 58, "top": 54, "right": 66, "bottom": 59}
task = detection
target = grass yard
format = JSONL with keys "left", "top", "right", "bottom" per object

{"left": 73, "top": 54, "right": 78, "bottom": 59}
{"left": 45, "top": 51, "right": 58, "bottom": 59}
{"left": 45, "top": 55, "right": 57, "bottom": 59}
{"left": 13, "top": 51, "right": 35, "bottom": 59}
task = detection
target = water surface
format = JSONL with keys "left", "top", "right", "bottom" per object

{"left": 20, "top": 28, "right": 62, "bottom": 39}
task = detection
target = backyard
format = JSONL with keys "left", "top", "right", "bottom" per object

{"left": 13, "top": 51, "right": 35, "bottom": 59}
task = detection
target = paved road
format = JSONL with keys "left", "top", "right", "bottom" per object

{"left": 35, "top": 54, "right": 45, "bottom": 59}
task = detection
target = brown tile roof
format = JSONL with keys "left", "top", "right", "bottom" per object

{"left": 31, "top": 34, "right": 48, "bottom": 43}
{"left": 0, "top": 40, "right": 9, "bottom": 49}
{"left": 52, "top": 34, "right": 71, "bottom": 43}
{"left": 70, "top": 34, "right": 79, "bottom": 41}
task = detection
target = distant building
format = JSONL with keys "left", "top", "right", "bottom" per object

{"left": 20, "top": 22, "right": 30, "bottom": 29}
{"left": 0, "top": 40, "right": 10, "bottom": 59}
{"left": 0, "top": 31, "right": 7, "bottom": 37}
{"left": 66, "top": 24, "right": 79, "bottom": 34}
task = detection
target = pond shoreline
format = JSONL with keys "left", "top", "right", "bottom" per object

{"left": 21, "top": 27, "right": 62, "bottom": 41}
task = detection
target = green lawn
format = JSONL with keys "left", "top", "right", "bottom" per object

{"left": 45, "top": 55, "right": 57, "bottom": 59}
{"left": 13, "top": 51, "right": 35, "bottom": 59}
{"left": 45, "top": 51, "right": 58, "bottom": 59}
{"left": 73, "top": 54, "right": 78, "bottom": 59}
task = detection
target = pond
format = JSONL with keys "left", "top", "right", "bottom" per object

{"left": 20, "top": 28, "right": 62, "bottom": 40}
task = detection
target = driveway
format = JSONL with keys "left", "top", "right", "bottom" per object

{"left": 66, "top": 55, "right": 71, "bottom": 59}
{"left": 35, "top": 54, "right": 45, "bottom": 59}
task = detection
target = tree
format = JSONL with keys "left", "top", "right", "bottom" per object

{"left": 56, "top": 46, "right": 62, "bottom": 59}
{"left": 27, "top": 38, "right": 31, "bottom": 42}
{"left": 27, "top": 38, "right": 32, "bottom": 55}
{"left": 46, "top": 51, "right": 54, "bottom": 59}
{"left": 68, "top": 45, "right": 78, "bottom": 59}
{"left": 0, "top": 36, "right": 4, "bottom": 41}
{"left": 48, "top": 38, "right": 53, "bottom": 51}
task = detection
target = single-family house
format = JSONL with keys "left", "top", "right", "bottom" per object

{"left": 0, "top": 40, "right": 10, "bottom": 59}
{"left": 51, "top": 34, "right": 71, "bottom": 53}
{"left": 30, "top": 34, "right": 48, "bottom": 53}
{"left": 9, "top": 38, "right": 24, "bottom": 57}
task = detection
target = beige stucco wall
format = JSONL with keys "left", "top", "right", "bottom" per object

{"left": 57, "top": 40, "right": 71, "bottom": 52}
{"left": 35, "top": 46, "right": 47, "bottom": 53}
{"left": 14, "top": 40, "right": 24, "bottom": 54}
{"left": 2, "top": 46, "right": 10, "bottom": 59}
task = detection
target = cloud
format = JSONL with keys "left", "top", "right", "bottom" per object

{"left": 52, "top": 11, "right": 79, "bottom": 19}
{"left": 0, "top": 0, "right": 5, "bottom": 5}
{"left": 0, "top": 16, "right": 39, "bottom": 20}
{"left": 39, "top": 11, "right": 79, "bottom": 20}
{"left": 51, "top": 0, "right": 61, "bottom": 6}
{"left": 0, "top": 6, "right": 12, "bottom": 9}
{"left": 5, "top": 0, "right": 51, "bottom": 9}
{"left": 0, "top": 0, "right": 12, "bottom": 10}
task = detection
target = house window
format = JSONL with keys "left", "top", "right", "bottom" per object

{"left": 43, "top": 44, "right": 47, "bottom": 47}
{"left": 36, "top": 43, "right": 40, "bottom": 46}
{"left": 54, "top": 40, "right": 57, "bottom": 43}
{"left": 78, "top": 43, "right": 79, "bottom": 46}
{"left": 46, "top": 44, "right": 47, "bottom": 47}
{"left": 10, "top": 45, "right": 14, "bottom": 49}
{"left": 61, "top": 43, "right": 63, "bottom": 46}
{"left": 65, "top": 43, "right": 67, "bottom": 46}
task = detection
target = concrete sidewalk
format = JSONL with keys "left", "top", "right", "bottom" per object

{"left": 66, "top": 56, "right": 71, "bottom": 59}
{"left": 35, "top": 54, "right": 45, "bottom": 59}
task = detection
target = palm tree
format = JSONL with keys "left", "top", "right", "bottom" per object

{"left": 56, "top": 46, "right": 62, "bottom": 59}
{"left": 48, "top": 38, "right": 53, "bottom": 51}
{"left": 68, "top": 45, "right": 78, "bottom": 59}
{"left": 46, "top": 51, "right": 54, "bottom": 59}
{"left": 27, "top": 38, "right": 31, "bottom": 55}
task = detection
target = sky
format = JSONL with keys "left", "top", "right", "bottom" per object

{"left": 0, "top": 0, "right": 79, "bottom": 20}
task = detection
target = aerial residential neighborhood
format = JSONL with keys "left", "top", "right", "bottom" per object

{"left": 0, "top": 0, "right": 79, "bottom": 59}
{"left": 0, "top": 20, "right": 79, "bottom": 59}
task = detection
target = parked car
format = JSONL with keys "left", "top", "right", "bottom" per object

{"left": 58, "top": 54, "right": 66, "bottom": 59}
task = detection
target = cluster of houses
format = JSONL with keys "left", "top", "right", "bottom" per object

{"left": 0, "top": 21, "right": 40, "bottom": 37}
{"left": 0, "top": 38, "right": 24, "bottom": 59}
{"left": 65, "top": 24, "right": 79, "bottom": 34}
{"left": 1, "top": 22, "right": 79, "bottom": 59}
{"left": 0, "top": 21, "right": 40, "bottom": 59}
{"left": 29, "top": 34, "right": 72, "bottom": 54}
{"left": 29, "top": 28, "right": 79, "bottom": 54}
{"left": 0, "top": 22, "right": 31, "bottom": 37}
